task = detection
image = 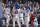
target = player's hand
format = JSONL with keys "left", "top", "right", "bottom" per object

{"left": 34, "top": 20, "right": 36, "bottom": 22}
{"left": 10, "top": 13, "right": 11, "bottom": 16}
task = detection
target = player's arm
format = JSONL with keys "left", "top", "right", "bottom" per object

{"left": 17, "top": 9, "right": 20, "bottom": 11}
{"left": 32, "top": 6, "right": 34, "bottom": 12}
{"left": 37, "top": 14, "right": 40, "bottom": 16}
{"left": 11, "top": 9, "right": 13, "bottom": 14}
{"left": 3, "top": 8, "right": 5, "bottom": 17}
{"left": 9, "top": 12, "right": 11, "bottom": 16}
{"left": 12, "top": 9, "right": 13, "bottom": 15}
{"left": 38, "top": 14, "right": 40, "bottom": 15}
{"left": 29, "top": 10, "right": 31, "bottom": 17}
{"left": 9, "top": 8, "right": 11, "bottom": 16}
{"left": 23, "top": 8, "right": 26, "bottom": 13}
{"left": 12, "top": 9, "right": 15, "bottom": 15}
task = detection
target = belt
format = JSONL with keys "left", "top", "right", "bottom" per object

{"left": 19, "top": 17, "right": 22, "bottom": 18}
{"left": 25, "top": 16, "right": 28, "bottom": 17}
{"left": 7, "top": 14, "right": 10, "bottom": 15}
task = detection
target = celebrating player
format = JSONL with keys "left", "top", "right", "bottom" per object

{"left": 25, "top": 8, "right": 30, "bottom": 27}
{"left": 5, "top": 6, "right": 10, "bottom": 27}
{"left": 18, "top": 9, "right": 24, "bottom": 27}
{"left": 12, "top": 6, "right": 21, "bottom": 27}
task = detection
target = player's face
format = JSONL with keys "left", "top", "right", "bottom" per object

{"left": 20, "top": 9, "right": 22, "bottom": 11}
{"left": 23, "top": 7, "right": 24, "bottom": 8}
{"left": 27, "top": 10, "right": 28, "bottom": 12}
{"left": 13, "top": 6, "right": 15, "bottom": 8}
{"left": 8, "top": 7, "right": 10, "bottom": 8}
{"left": 26, "top": 8, "right": 27, "bottom": 10}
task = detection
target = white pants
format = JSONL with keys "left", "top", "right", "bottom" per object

{"left": 25, "top": 17, "right": 29, "bottom": 27}
{"left": 13, "top": 14, "right": 21, "bottom": 27}
{"left": 20, "top": 13, "right": 24, "bottom": 24}
{"left": 6, "top": 15, "right": 10, "bottom": 27}
{"left": 20, "top": 18, "right": 24, "bottom": 24}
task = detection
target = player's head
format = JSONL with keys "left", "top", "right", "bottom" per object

{"left": 20, "top": 9, "right": 22, "bottom": 11}
{"left": 25, "top": 8, "right": 27, "bottom": 10}
{"left": 13, "top": 5, "right": 15, "bottom": 8}
{"left": 23, "top": 6, "right": 24, "bottom": 8}
{"left": 31, "top": 14, "right": 35, "bottom": 17}
{"left": 7, "top": 6, "right": 10, "bottom": 8}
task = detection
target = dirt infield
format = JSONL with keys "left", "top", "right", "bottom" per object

{"left": 3, "top": 24, "right": 40, "bottom": 27}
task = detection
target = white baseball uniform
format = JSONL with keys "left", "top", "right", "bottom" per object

{"left": 25, "top": 9, "right": 30, "bottom": 27}
{"left": 33, "top": 17, "right": 38, "bottom": 27}
{"left": 18, "top": 9, "right": 24, "bottom": 24}
{"left": 13, "top": 9, "right": 21, "bottom": 27}
{"left": 5, "top": 8, "right": 10, "bottom": 27}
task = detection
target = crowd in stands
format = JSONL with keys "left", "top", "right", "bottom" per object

{"left": 1, "top": 0, "right": 40, "bottom": 24}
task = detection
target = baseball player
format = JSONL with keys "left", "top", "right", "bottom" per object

{"left": 33, "top": 15, "right": 38, "bottom": 27}
{"left": 18, "top": 9, "right": 24, "bottom": 27}
{"left": 25, "top": 9, "right": 30, "bottom": 27}
{"left": 5, "top": 6, "right": 10, "bottom": 27}
{"left": 31, "top": 14, "right": 35, "bottom": 27}
{"left": 12, "top": 7, "right": 21, "bottom": 27}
